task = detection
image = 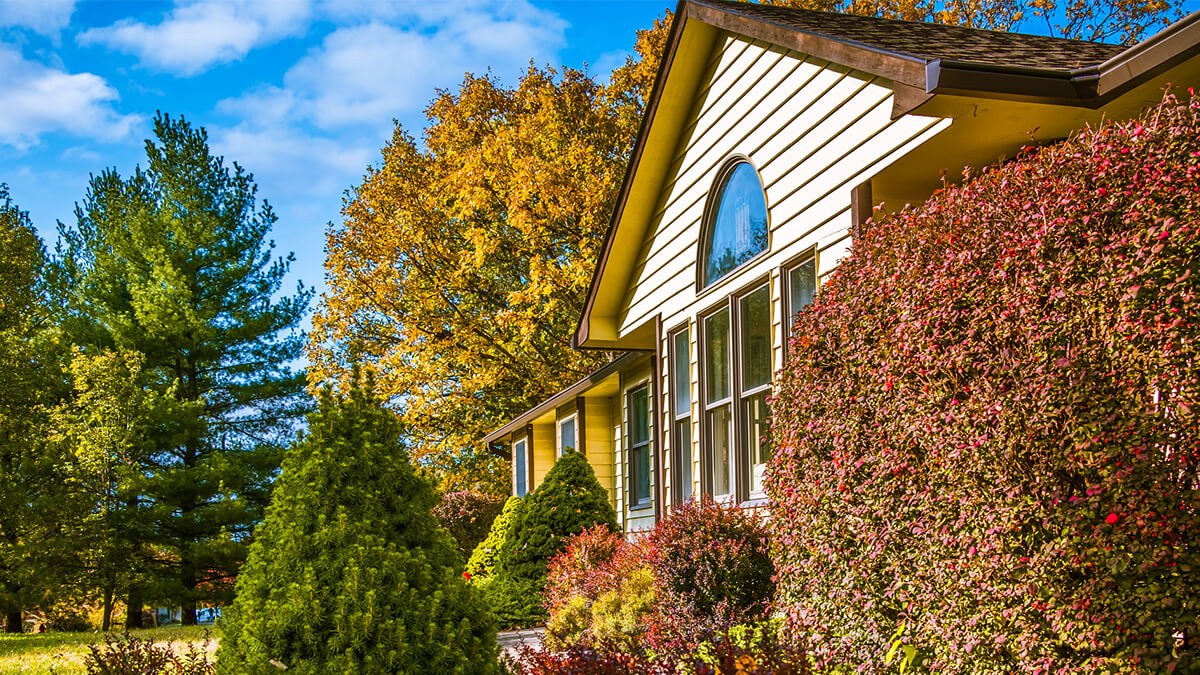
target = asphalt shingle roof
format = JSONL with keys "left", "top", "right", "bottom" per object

{"left": 697, "top": 0, "right": 1128, "bottom": 71}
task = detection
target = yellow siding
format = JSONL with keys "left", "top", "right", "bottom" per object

{"left": 617, "top": 36, "right": 949, "bottom": 338}
{"left": 530, "top": 421, "right": 555, "bottom": 491}
{"left": 583, "top": 395, "right": 618, "bottom": 513}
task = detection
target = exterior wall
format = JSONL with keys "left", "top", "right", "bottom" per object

{"left": 583, "top": 395, "right": 618, "bottom": 513}
{"left": 617, "top": 36, "right": 948, "bottom": 339}
{"left": 530, "top": 421, "right": 556, "bottom": 490}
{"left": 616, "top": 34, "right": 949, "bottom": 510}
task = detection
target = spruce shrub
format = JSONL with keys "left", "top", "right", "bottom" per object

{"left": 492, "top": 451, "right": 617, "bottom": 628}
{"left": 770, "top": 91, "right": 1200, "bottom": 673}
{"left": 216, "top": 379, "right": 501, "bottom": 674}
{"left": 466, "top": 495, "right": 524, "bottom": 581}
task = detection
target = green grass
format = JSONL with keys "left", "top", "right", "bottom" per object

{"left": 0, "top": 625, "right": 218, "bottom": 674}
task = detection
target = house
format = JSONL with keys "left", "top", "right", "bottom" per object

{"left": 484, "top": 0, "right": 1200, "bottom": 534}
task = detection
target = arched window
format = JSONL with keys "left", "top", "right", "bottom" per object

{"left": 701, "top": 160, "right": 768, "bottom": 287}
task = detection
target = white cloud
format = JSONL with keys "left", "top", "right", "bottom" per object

{"left": 78, "top": 0, "right": 312, "bottom": 76}
{"left": 0, "top": 0, "right": 76, "bottom": 36}
{"left": 0, "top": 45, "right": 141, "bottom": 150}
{"left": 219, "top": 0, "right": 567, "bottom": 131}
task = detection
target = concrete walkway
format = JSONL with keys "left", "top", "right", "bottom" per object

{"left": 497, "top": 627, "right": 545, "bottom": 660}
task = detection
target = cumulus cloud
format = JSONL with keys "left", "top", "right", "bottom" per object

{"left": 220, "top": 0, "right": 566, "bottom": 131}
{"left": 78, "top": 0, "right": 311, "bottom": 76}
{"left": 0, "top": 0, "right": 76, "bottom": 36}
{"left": 0, "top": 45, "right": 141, "bottom": 150}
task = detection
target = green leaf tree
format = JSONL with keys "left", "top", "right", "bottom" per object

{"left": 52, "top": 114, "right": 312, "bottom": 626}
{"left": 217, "top": 377, "right": 501, "bottom": 674}
{"left": 0, "top": 184, "right": 69, "bottom": 633}
{"left": 52, "top": 348, "right": 203, "bottom": 630}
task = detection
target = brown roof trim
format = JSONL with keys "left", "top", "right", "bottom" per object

{"left": 574, "top": 1, "right": 691, "bottom": 350}
{"left": 483, "top": 352, "right": 641, "bottom": 447}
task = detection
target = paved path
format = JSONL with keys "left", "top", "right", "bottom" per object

{"left": 497, "top": 627, "right": 545, "bottom": 660}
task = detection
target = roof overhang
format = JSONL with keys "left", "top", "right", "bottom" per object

{"left": 574, "top": 1, "right": 1200, "bottom": 350}
{"left": 483, "top": 352, "right": 643, "bottom": 450}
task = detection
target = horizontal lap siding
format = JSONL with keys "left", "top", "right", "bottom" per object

{"left": 531, "top": 422, "right": 555, "bottom": 492}
{"left": 584, "top": 396, "right": 618, "bottom": 513}
{"left": 617, "top": 35, "right": 949, "bottom": 340}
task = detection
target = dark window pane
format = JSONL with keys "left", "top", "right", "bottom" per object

{"left": 740, "top": 284, "right": 771, "bottom": 391}
{"left": 559, "top": 417, "right": 576, "bottom": 454}
{"left": 708, "top": 404, "right": 732, "bottom": 496}
{"left": 675, "top": 418, "right": 692, "bottom": 502}
{"left": 635, "top": 447, "right": 651, "bottom": 503}
{"left": 703, "top": 162, "right": 769, "bottom": 286}
{"left": 673, "top": 329, "right": 690, "bottom": 413}
{"left": 515, "top": 439, "right": 527, "bottom": 497}
{"left": 788, "top": 258, "right": 816, "bottom": 323}
{"left": 704, "top": 308, "right": 730, "bottom": 402}
{"left": 746, "top": 392, "right": 770, "bottom": 493}
{"left": 629, "top": 388, "right": 649, "bottom": 446}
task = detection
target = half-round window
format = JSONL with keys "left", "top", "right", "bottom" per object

{"left": 701, "top": 160, "right": 768, "bottom": 287}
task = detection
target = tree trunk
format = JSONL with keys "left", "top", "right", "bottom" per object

{"left": 101, "top": 587, "right": 113, "bottom": 631}
{"left": 180, "top": 558, "right": 197, "bottom": 626}
{"left": 3, "top": 608, "right": 20, "bottom": 634}
{"left": 125, "top": 587, "right": 144, "bottom": 629}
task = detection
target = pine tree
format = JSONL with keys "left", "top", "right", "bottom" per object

{"left": 217, "top": 378, "right": 501, "bottom": 674}
{"left": 52, "top": 114, "right": 312, "bottom": 625}
{"left": 465, "top": 495, "right": 523, "bottom": 581}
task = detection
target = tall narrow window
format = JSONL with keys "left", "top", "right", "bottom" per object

{"left": 671, "top": 328, "right": 693, "bottom": 504}
{"left": 514, "top": 437, "right": 528, "bottom": 497}
{"left": 701, "top": 161, "right": 769, "bottom": 287}
{"left": 740, "top": 285, "right": 772, "bottom": 493}
{"left": 786, "top": 257, "right": 817, "bottom": 335}
{"left": 557, "top": 415, "right": 577, "bottom": 457}
{"left": 628, "top": 386, "right": 652, "bottom": 507}
{"left": 704, "top": 308, "right": 734, "bottom": 497}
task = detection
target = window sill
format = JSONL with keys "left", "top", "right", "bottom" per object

{"left": 629, "top": 501, "right": 654, "bottom": 512}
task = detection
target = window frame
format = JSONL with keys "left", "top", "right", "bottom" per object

{"left": 782, "top": 248, "right": 819, "bottom": 358}
{"left": 668, "top": 323, "right": 693, "bottom": 506}
{"left": 698, "top": 274, "right": 773, "bottom": 503}
{"left": 696, "top": 156, "right": 771, "bottom": 293}
{"left": 513, "top": 435, "right": 529, "bottom": 498}
{"left": 626, "top": 383, "right": 654, "bottom": 510}
{"left": 556, "top": 414, "right": 578, "bottom": 458}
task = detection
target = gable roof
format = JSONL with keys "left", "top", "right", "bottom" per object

{"left": 574, "top": 0, "right": 1200, "bottom": 349}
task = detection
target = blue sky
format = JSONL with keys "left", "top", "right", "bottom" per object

{"left": 0, "top": 0, "right": 671, "bottom": 306}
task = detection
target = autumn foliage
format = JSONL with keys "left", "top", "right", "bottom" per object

{"left": 769, "top": 91, "right": 1200, "bottom": 673}
{"left": 310, "top": 30, "right": 667, "bottom": 493}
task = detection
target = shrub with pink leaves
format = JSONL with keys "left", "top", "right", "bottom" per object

{"left": 770, "top": 91, "right": 1200, "bottom": 673}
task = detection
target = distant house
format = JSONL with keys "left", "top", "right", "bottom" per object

{"left": 485, "top": 0, "right": 1200, "bottom": 534}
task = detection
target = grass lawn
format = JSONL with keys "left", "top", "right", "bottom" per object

{"left": 0, "top": 625, "right": 218, "bottom": 674}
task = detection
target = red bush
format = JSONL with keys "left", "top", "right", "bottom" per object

{"left": 644, "top": 495, "right": 774, "bottom": 657}
{"left": 432, "top": 490, "right": 506, "bottom": 560}
{"left": 544, "top": 525, "right": 627, "bottom": 616}
{"left": 770, "top": 91, "right": 1200, "bottom": 673}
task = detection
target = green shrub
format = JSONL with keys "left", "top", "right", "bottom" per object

{"left": 433, "top": 490, "right": 506, "bottom": 561}
{"left": 492, "top": 451, "right": 617, "bottom": 627}
{"left": 216, "top": 379, "right": 501, "bottom": 674}
{"left": 770, "top": 91, "right": 1200, "bottom": 673}
{"left": 466, "top": 495, "right": 523, "bottom": 581}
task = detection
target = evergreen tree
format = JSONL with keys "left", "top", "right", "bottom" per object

{"left": 217, "top": 378, "right": 501, "bottom": 674}
{"left": 52, "top": 114, "right": 312, "bottom": 625}
{"left": 0, "top": 184, "right": 67, "bottom": 632}
{"left": 465, "top": 495, "right": 523, "bottom": 581}
{"left": 491, "top": 451, "right": 617, "bottom": 626}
